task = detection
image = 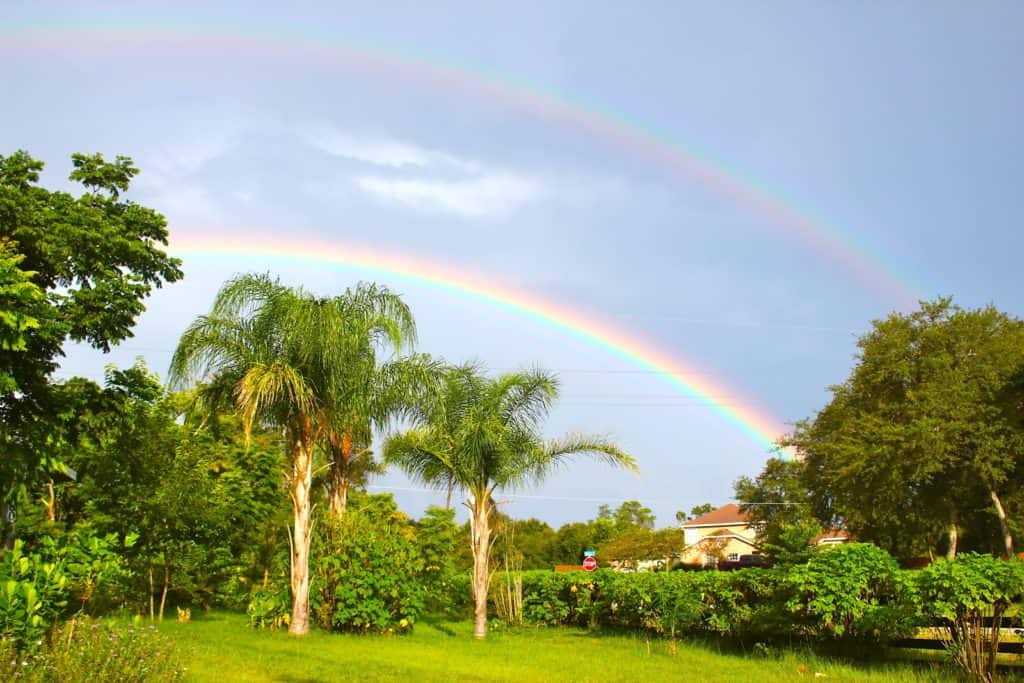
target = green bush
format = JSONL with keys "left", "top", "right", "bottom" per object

{"left": 784, "top": 543, "right": 920, "bottom": 643}
{"left": 0, "top": 616, "right": 184, "bottom": 682}
{"left": 0, "top": 541, "right": 69, "bottom": 651}
{"left": 248, "top": 497, "right": 427, "bottom": 634}
{"left": 916, "top": 555, "right": 1024, "bottom": 682}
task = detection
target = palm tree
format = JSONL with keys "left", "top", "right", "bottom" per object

{"left": 384, "top": 364, "right": 637, "bottom": 639}
{"left": 169, "top": 273, "right": 416, "bottom": 635}
{"left": 323, "top": 352, "right": 441, "bottom": 518}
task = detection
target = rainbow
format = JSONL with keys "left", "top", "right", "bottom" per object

{"left": 171, "top": 232, "right": 789, "bottom": 456}
{"left": 3, "top": 15, "right": 919, "bottom": 305}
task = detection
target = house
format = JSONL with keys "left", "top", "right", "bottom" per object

{"left": 679, "top": 503, "right": 758, "bottom": 568}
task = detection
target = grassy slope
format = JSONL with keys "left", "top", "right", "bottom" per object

{"left": 162, "top": 613, "right": 959, "bottom": 683}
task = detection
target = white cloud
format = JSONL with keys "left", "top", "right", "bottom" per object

{"left": 300, "top": 126, "right": 479, "bottom": 172}
{"left": 353, "top": 173, "right": 542, "bottom": 218}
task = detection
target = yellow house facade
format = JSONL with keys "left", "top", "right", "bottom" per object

{"left": 679, "top": 504, "right": 758, "bottom": 567}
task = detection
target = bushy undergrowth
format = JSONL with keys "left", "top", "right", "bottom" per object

{"left": 0, "top": 616, "right": 184, "bottom": 682}
{"left": 452, "top": 545, "right": 1024, "bottom": 666}
{"left": 248, "top": 498, "right": 428, "bottom": 633}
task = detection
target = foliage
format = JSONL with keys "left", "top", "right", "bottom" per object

{"left": 0, "top": 241, "right": 43, "bottom": 394}
{"left": 0, "top": 530, "right": 133, "bottom": 652}
{"left": 0, "top": 616, "right": 184, "bottom": 682}
{"left": 599, "top": 528, "right": 685, "bottom": 569}
{"left": 734, "top": 457, "right": 823, "bottom": 564}
{"left": 309, "top": 496, "right": 425, "bottom": 633}
{"left": 784, "top": 544, "right": 920, "bottom": 643}
{"left": 415, "top": 506, "right": 460, "bottom": 612}
{"left": 250, "top": 494, "right": 426, "bottom": 634}
{"left": 0, "top": 150, "right": 182, "bottom": 521}
{"left": 784, "top": 299, "right": 1024, "bottom": 560}
{"left": 915, "top": 555, "right": 1024, "bottom": 682}
{"left": 0, "top": 542, "right": 68, "bottom": 651}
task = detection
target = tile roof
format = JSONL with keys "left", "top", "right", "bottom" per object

{"left": 681, "top": 503, "right": 752, "bottom": 528}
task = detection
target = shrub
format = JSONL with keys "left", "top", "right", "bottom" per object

{"left": 0, "top": 541, "right": 69, "bottom": 652}
{"left": 0, "top": 616, "right": 184, "bottom": 682}
{"left": 916, "top": 555, "right": 1024, "bottom": 682}
{"left": 309, "top": 507, "right": 425, "bottom": 633}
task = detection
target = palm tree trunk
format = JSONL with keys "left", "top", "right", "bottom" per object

{"left": 990, "top": 490, "right": 1014, "bottom": 558}
{"left": 328, "top": 433, "right": 352, "bottom": 518}
{"left": 470, "top": 495, "right": 492, "bottom": 639}
{"left": 289, "top": 439, "right": 315, "bottom": 635}
{"left": 445, "top": 474, "right": 454, "bottom": 510}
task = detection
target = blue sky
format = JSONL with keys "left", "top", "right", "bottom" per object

{"left": 3, "top": 1, "right": 1022, "bottom": 527}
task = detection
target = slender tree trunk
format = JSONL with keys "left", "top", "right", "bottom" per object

{"left": 990, "top": 490, "right": 1014, "bottom": 558}
{"left": 445, "top": 475, "right": 454, "bottom": 511}
{"left": 148, "top": 566, "right": 155, "bottom": 622}
{"left": 470, "top": 496, "right": 492, "bottom": 639}
{"left": 158, "top": 565, "right": 169, "bottom": 622}
{"left": 289, "top": 438, "right": 315, "bottom": 636}
{"left": 947, "top": 504, "right": 959, "bottom": 560}
{"left": 328, "top": 433, "right": 352, "bottom": 518}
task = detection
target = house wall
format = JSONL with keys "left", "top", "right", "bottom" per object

{"left": 682, "top": 523, "right": 754, "bottom": 546}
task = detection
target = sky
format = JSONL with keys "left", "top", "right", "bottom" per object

{"left": 3, "top": 1, "right": 1023, "bottom": 528}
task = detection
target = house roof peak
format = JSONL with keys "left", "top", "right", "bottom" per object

{"left": 681, "top": 503, "right": 752, "bottom": 528}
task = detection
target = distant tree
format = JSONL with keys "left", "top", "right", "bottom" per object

{"left": 0, "top": 150, "right": 182, "bottom": 545}
{"left": 612, "top": 500, "right": 656, "bottom": 532}
{"left": 688, "top": 503, "right": 715, "bottom": 520}
{"left": 492, "top": 516, "right": 558, "bottom": 570}
{"left": 784, "top": 298, "right": 1024, "bottom": 560}
{"left": 385, "top": 364, "right": 636, "bottom": 639}
{"left": 600, "top": 527, "right": 685, "bottom": 570}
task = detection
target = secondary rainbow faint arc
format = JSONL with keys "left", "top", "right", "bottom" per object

{"left": 4, "top": 17, "right": 917, "bottom": 305}
{"left": 171, "top": 234, "right": 788, "bottom": 455}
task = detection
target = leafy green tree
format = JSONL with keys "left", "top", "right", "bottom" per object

{"left": 384, "top": 363, "right": 637, "bottom": 638}
{"left": 0, "top": 241, "right": 43, "bottom": 394}
{"left": 734, "top": 458, "right": 822, "bottom": 564}
{"left": 599, "top": 527, "right": 685, "bottom": 570}
{"left": 170, "top": 274, "right": 416, "bottom": 635}
{"left": 785, "top": 298, "right": 1024, "bottom": 560}
{"left": 0, "top": 150, "right": 182, "bottom": 545}
{"left": 610, "top": 500, "right": 655, "bottom": 532}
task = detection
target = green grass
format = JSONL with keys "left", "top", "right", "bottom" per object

{"left": 159, "top": 612, "right": 963, "bottom": 682}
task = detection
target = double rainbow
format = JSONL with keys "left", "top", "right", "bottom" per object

{"left": 4, "top": 14, "right": 920, "bottom": 305}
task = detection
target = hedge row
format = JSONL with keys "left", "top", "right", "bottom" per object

{"left": 452, "top": 544, "right": 1024, "bottom": 648}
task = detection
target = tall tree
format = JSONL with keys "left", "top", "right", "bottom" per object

{"left": 784, "top": 298, "right": 1024, "bottom": 560}
{"left": 0, "top": 150, "right": 182, "bottom": 544}
{"left": 170, "top": 274, "right": 416, "bottom": 635}
{"left": 384, "top": 364, "right": 637, "bottom": 639}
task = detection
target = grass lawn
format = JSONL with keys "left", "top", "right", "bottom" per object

{"left": 161, "top": 612, "right": 961, "bottom": 682}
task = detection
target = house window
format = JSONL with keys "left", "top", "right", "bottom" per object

{"left": 727, "top": 553, "right": 739, "bottom": 562}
